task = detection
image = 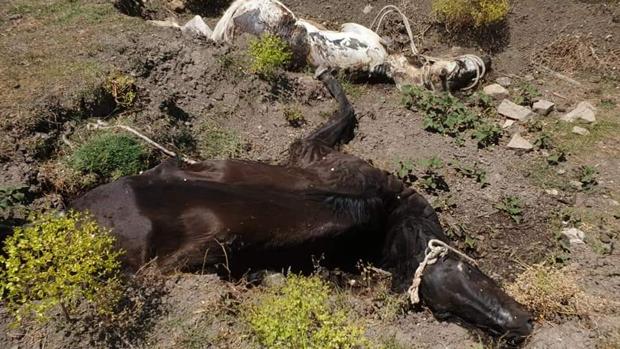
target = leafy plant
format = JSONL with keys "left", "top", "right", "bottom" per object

{"left": 512, "top": 82, "right": 541, "bottom": 106}
{"left": 432, "top": 0, "right": 510, "bottom": 28}
{"left": 495, "top": 195, "right": 523, "bottom": 223}
{"left": 577, "top": 165, "right": 598, "bottom": 190}
{"left": 0, "top": 185, "right": 28, "bottom": 212}
{"left": 454, "top": 162, "right": 489, "bottom": 188}
{"left": 69, "top": 132, "right": 149, "bottom": 179}
{"left": 394, "top": 159, "right": 416, "bottom": 184}
{"left": 247, "top": 274, "right": 366, "bottom": 349}
{"left": 547, "top": 149, "right": 567, "bottom": 166}
{"left": 283, "top": 107, "right": 305, "bottom": 127}
{"left": 249, "top": 34, "right": 292, "bottom": 79}
{"left": 402, "top": 85, "right": 478, "bottom": 137}
{"left": 472, "top": 121, "right": 502, "bottom": 148}
{"left": 0, "top": 211, "right": 123, "bottom": 324}
{"left": 534, "top": 132, "right": 553, "bottom": 150}
{"left": 417, "top": 157, "right": 449, "bottom": 194}
{"left": 104, "top": 72, "right": 137, "bottom": 110}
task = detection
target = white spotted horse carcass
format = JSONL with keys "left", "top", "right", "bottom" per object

{"left": 72, "top": 73, "right": 532, "bottom": 343}
{"left": 154, "top": 0, "right": 488, "bottom": 92}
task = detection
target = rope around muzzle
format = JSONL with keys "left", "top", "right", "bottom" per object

{"left": 407, "top": 239, "right": 478, "bottom": 304}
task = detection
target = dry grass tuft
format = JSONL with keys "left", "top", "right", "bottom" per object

{"left": 533, "top": 34, "right": 620, "bottom": 76}
{"left": 506, "top": 264, "right": 591, "bottom": 321}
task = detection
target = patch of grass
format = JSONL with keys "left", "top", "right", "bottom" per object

{"left": 283, "top": 106, "right": 305, "bottom": 127}
{"left": 249, "top": 34, "right": 292, "bottom": 79}
{"left": 495, "top": 195, "right": 523, "bottom": 223}
{"left": 506, "top": 264, "right": 590, "bottom": 320}
{"left": 0, "top": 211, "right": 123, "bottom": 324}
{"left": 196, "top": 120, "right": 244, "bottom": 159}
{"left": 247, "top": 274, "right": 367, "bottom": 349}
{"left": 432, "top": 0, "right": 509, "bottom": 28}
{"left": 599, "top": 98, "right": 616, "bottom": 110}
{"left": 8, "top": 0, "right": 115, "bottom": 26}
{"left": 69, "top": 132, "right": 149, "bottom": 179}
{"left": 104, "top": 72, "right": 137, "bottom": 110}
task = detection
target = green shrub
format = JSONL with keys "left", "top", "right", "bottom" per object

{"left": 248, "top": 274, "right": 366, "bottom": 349}
{"left": 417, "top": 157, "right": 449, "bottom": 194}
{"left": 513, "top": 82, "right": 541, "bottom": 106}
{"left": 0, "top": 211, "right": 122, "bottom": 324}
{"left": 432, "top": 0, "right": 510, "bottom": 28}
{"left": 104, "top": 72, "right": 137, "bottom": 109}
{"left": 69, "top": 132, "right": 149, "bottom": 179}
{"left": 249, "top": 34, "right": 292, "bottom": 78}
{"left": 196, "top": 120, "right": 244, "bottom": 159}
{"left": 577, "top": 165, "right": 598, "bottom": 190}
{"left": 284, "top": 106, "right": 305, "bottom": 127}
{"left": 453, "top": 161, "right": 489, "bottom": 188}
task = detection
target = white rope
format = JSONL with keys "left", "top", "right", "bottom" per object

{"left": 370, "top": 6, "right": 486, "bottom": 90}
{"left": 407, "top": 239, "right": 477, "bottom": 304}
{"left": 371, "top": 5, "right": 419, "bottom": 56}
{"left": 87, "top": 120, "right": 197, "bottom": 164}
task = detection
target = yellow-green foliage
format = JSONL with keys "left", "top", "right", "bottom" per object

{"left": 506, "top": 264, "right": 590, "bottom": 320}
{"left": 248, "top": 274, "right": 366, "bottom": 349}
{"left": 104, "top": 72, "right": 137, "bottom": 109}
{"left": 249, "top": 34, "right": 292, "bottom": 78}
{"left": 0, "top": 211, "right": 122, "bottom": 324}
{"left": 432, "top": 0, "right": 510, "bottom": 28}
{"left": 196, "top": 120, "right": 243, "bottom": 159}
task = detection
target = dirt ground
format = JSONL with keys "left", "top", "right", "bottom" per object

{"left": 0, "top": 0, "right": 619, "bottom": 348}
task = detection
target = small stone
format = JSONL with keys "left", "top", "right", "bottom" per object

{"left": 502, "top": 119, "right": 515, "bottom": 129}
{"left": 507, "top": 133, "right": 534, "bottom": 150}
{"left": 496, "top": 77, "right": 512, "bottom": 87}
{"left": 569, "top": 180, "right": 583, "bottom": 189}
{"left": 610, "top": 199, "right": 619, "bottom": 206}
{"left": 363, "top": 4, "right": 373, "bottom": 14}
{"left": 561, "top": 227, "right": 586, "bottom": 245}
{"left": 532, "top": 100, "right": 555, "bottom": 115}
{"left": 557, "top": 168, "right": 566, "bottom": 175}
{"left": 498, "top": 99, "right": 535, "bottom": 121}
{"left": 572, "top": 126, "right": 590, "bottom": 136}
{"left": 167, "top": 0, "right": 185, "bottom": 12}
{"left": 524, "top": 74, "right": 535, "bottom": 81}
{"left": 483, "top": 83, "right": 510, "bottom": 100}
{"left": 545, "top": 189, "right": 559, "bottom": 196}
{"left": 262, "top": 273, "right": 286, "bottom": 288}
{"left": 561, "top": 101, "right": 597, "bottom": 123}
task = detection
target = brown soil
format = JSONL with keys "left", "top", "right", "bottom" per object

{"left": 1, "top": 0, "right": 619, "bottom": 348}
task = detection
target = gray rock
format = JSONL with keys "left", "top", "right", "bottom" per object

{"left": 363, "top": 4, "right": 373, "bottom": 14}
{"left": 507, "top": 133, "right": 534, "bottom": 150}
{"left": 524, "top": 74, "right": 535, "bottom": 81}
{"left": 572, "top": 126, "right": 590, "bottom": 136}
{"left": 502, "top": 119, "right": 516, "bottom": 129}
{"left": 569, "top": 180, "right": 583, "bottom": 189}
{"left": 561, "top": 227, "right": 586, "bottom": 245}
{"left": 483, "top": 83, "right": 509, "bottom": 100}
{"left": 532, "top": 99, "right": 555, "bottom": 115}
{"left": 561, "top": 101, "right": 597, "bottom": 123}
{"left": 262, "top": 272, "right": 286, "bottom": 288}
{"left": 496, "top": 77, "right": 512, "bottom": 87}
{"left": 498, "top": 99, "right": 535, "bottom": 121}
{"left": 545, "top": 189, "right": 559, "bottom": 196}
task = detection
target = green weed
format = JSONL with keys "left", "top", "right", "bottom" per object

{"left": 495, "top": 195, "right": 523, "bottom": 223}
{"left": 69, "top": 132, "right": 149, "bottom": 179}
{"left": 432, "top": 0, "right": 510, "bottom": 28}
{"left": 283, "top": 106, "right": 305, "bottom": 127}
{"left": 247, "top": 274, "right": 366, "bottom": 349}
{"left": 249, "top": 34, "right": 292, "bottom": 79}
{"left": 417, "top": 157, "right": 449, "bottom": 194}
{"left": 512, "top": 82, "right": 541, "bottom": 106}
{"left": 472, "top": 122, "right": 502, "bottom": 148}
{"left": 577, "top": 165, "right": 598, "bottom": 190}
{"left": 453, "top": 161, "right": 489, "bottom": 188}
{"left": 0, "top": 211, "right": 122, "bottom": 324}
{"left": 104, "top": 72, "right": 137, "bottom": 110}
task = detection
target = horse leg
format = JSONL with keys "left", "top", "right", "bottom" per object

{"left": 287, "top": 71, "right": 357, "bottom": 166}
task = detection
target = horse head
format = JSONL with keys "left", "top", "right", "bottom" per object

{"left": 383, "top": 193, "right": 532, "bottom": 343}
